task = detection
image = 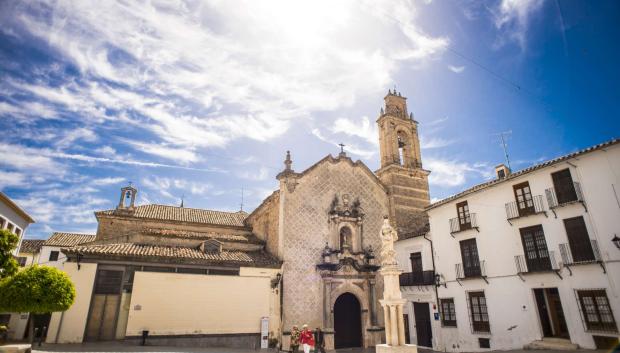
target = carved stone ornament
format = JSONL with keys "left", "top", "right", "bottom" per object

{"left": 285, "top": 177, "right": 298, "bottom": 192}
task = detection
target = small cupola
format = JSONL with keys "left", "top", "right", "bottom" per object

{"left": 495, "top": 164, "right": 511, "bottom": 180}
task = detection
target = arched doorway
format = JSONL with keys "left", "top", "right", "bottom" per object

{"left": 334, "top": 293, "right": 362, "bottom": 348}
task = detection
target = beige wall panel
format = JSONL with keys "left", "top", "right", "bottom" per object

{"left": 126, "top": 272, "right": 270, "bottom": 336}
{"left": 46, "top": 262, "right": 97, "bottom": 343}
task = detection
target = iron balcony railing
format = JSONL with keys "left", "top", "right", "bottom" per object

{"left": 456, "top": 260, "right": 486, "bottom": 279}
{"left": 399, "top": 270, "right": 435, "bottom": 286}
{"left": 559, "top": 239, "right": 602, "bottom": 265}
{"left": 515, "top": 251, "right": 560, "bottom": 274}
{"left": 449, "top": 213, "right": 479, "bottom": 234}
{"left": 505, "top": 195, "right": 546, "bottom": 220}
{"left": 546, "top": 181, "right": 584, "bottom": 208}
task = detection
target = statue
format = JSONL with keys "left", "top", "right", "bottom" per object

{"left": 380, "top": 217, "right": 398, "bottom": 266}
{"left": 377, "top": 217, "right": 417, "bottom": 353}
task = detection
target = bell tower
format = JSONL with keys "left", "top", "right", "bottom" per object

{"left": 376, "top": 89, "right": 430, "bottom": 236}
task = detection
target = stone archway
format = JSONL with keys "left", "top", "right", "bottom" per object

{"left": 333, "top": 293, "right": 362, "bottom": 348}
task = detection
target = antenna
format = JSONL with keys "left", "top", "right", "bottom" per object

{"left": 495, "top": 130, "right": 512, "bottom": 170}
{"left": 240, "top": 187, "right": 244, "bottom": 212}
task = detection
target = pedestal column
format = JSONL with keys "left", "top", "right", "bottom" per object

{"left": 396, "top": 304, "right": 405, "bottom": 345}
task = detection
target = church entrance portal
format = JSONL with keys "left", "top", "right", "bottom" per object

{"left": 334, "top": 293, "right": 362, "bottom": 348}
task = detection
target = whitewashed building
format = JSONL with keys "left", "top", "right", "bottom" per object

{"left": 0, "top": 191, "right": 35, "bottom": 340}
{"left": 421, "top": 139, "right": 620, "bottom": 351}
{"left": 395, "top": 231, "right": 439, "bottom": 349}
{"left": 38, "top": 232, "right": 95, "bottom": 268}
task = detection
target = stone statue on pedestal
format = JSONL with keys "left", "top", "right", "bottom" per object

{"left": 376, "top": 217, "right": 418, "bottom": 353}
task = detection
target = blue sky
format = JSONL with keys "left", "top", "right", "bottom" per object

{"left": 1, "top": 0, "right": 618, "bottom": 239}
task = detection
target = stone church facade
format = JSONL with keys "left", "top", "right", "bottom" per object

{"left": 44, "top": 90, "right": 431, "bottom": 350}
{"left": 247, "top": 90, "right": 431, "bottom": 349}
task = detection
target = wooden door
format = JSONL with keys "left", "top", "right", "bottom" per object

{"left": 551, "top": 169, "right": 577, "bottom": 204}
{"left": 85, "top": 269, "right": 123, "bottom": 341}
{"left": 456, "top": 201, "right": 471, "bottom": 230}
{"left": 459, "top": 238, "right": 480, "bottom": 277}
{"left": 413, "top": 302, "right": 432, "bottom": 347}
{"left": 520, "top": 225, "right": 551, "bottom": 272}
{"left": 513, "top": 181, "right": 535, "bottom": 216}
{"left": 410, "top": 252, "right": 422, "bottom": 273}
{"left": 563, "top": 217, "right": 595, "bottom": 262}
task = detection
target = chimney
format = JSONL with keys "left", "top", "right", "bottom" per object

{"left": 495, "top": 164, "right": 510, "bottom": 180}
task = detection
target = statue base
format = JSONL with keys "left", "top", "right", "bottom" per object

{"left": 376, "top": 344, "right": 418, "bottom": 353}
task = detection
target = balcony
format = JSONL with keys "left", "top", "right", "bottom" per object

{"left": 449, "top": 213, "right": 479, "bottom": 236}
{"left": 455, "top": 260, "right": 487, "bottom": 284}
{"left": 545, "top": 181, "right": 587, "bottom": 215}
{"left": 399, "top": 270, "right": 435, "bottom": 286}
{"left": 515, "top": 251, "right": 561, "bottom": 279}
{"left": 505, "top": 195, "right": 547, "bottom": 224}
{"left": 559, "top": 239, "right": 605, "bottom": 275}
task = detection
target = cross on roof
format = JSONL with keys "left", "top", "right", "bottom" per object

{"left": 338, "top": 143, "right": 345, "bottom": 153}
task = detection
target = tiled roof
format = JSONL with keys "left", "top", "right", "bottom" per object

{"left": 96, "top": 205, "right": 248, "bottom": 227}
{"left": 142, "top": 228, "right": 258, "bottom": 243}
{"left": 427, "top": 138, "right": 619, "bottom": 210}
{"left": 44, "top": 232, "right": 96, "bottom": 247}
{"left": 64, "top": 243, "right": 281, "bottom": 268}
{"left": 19, "top": 239, "right": 45, "bottom": 254}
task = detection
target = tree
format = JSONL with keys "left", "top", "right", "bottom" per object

{"left": 0, "top": 265, "right": 76, "bottom": 343}
{"left": 0, "top": 266, "right": 76, "bottom": 313}
{"left": 0, "top": 229, "right": 19, "bottom": 279}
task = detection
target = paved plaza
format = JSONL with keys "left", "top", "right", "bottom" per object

{"left": 25, "top": 342, "right": 612, "bottom": 353}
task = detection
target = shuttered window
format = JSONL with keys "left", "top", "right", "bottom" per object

{"left": 577, "top": 290, "right": 617, "bottom": 332}
{"left": 441, "top": 298, "right": 457, "bottom": 327}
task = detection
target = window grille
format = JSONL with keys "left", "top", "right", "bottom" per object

{"left": 440, "top": 298, "right": 457, "bottom": 327}
{"left": 574, "top": 289, "right": 617, "bottom": 333}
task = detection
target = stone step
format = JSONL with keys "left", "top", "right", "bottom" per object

{"left": 524, "top": 338, "right": 579, "bottom": 350}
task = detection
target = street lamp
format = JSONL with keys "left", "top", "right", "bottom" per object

{"left": 612, "top": 234, "right": 620, "bottom": 249}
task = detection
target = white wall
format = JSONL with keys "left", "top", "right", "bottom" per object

{"left": 126, "top": 271, "right": 271, "bottom": 336}
{"left": 46, "top": 262, "right": 98, "bottom": 343}
{"left": 37, "top": 246, "right": 66, "bottom": 268}
{"left": 428, "top": 144, "right": 620, "bottom": 351}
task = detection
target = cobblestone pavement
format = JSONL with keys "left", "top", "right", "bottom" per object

{"left": 27, "top": 343, "right": 610, "bottom": 353}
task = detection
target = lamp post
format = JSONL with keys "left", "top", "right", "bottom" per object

{"left": 612, "top": 234, "right": 620, "bottom": 250}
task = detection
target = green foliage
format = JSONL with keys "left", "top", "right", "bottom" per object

{"left": 0, "top": 229, "right": 19, "bottom": 279}
{"left": 0, "top": 265, "right": 76, "bottom": 313}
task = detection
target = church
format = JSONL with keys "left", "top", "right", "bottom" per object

{"left": 45, "top": 91, "right": 432, "bottom": 350}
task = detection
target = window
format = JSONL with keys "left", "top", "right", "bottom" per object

{"left": 513, "top": 181, "right": 534, "bottom": 216}
{"left": 49, "top": 250, "right": 59, "bottom": 261}
{"left": 410, "top": 252, "right": 422, "bottom": 273}
{"left": 456, "top": 201, "right": 471, "bottom": 230}
{"left": 440, "top": 298, "right": 457, "bottom": 327}
{"left": 15, "top": 228, "right": 21, "bottom": 237}
{"left": 551, "top": 169, "right": 577, "bottom": 204}
{"left": 577, "top": 290, "right": 617, "bottom": 332}
{"left": 563, "top": 217, "right": 595, "bottom": 262}
{"left": 468, "top": 291, "right": 490, "bottom": 333}
{"left": 94, "top": 269, "right": 123, "bottom": 295}
{"left": 17, "top": 256, "right": 27, "bottom": 267}
{"left": 0, "top": 217, "right": 5, "bottom": 229}
{"left": 7, "top": 223, "right": 14, "bottom": 233}
{"left": 460, "top": 238, "right": 481, "bottom": 277}
{"left": 479, "top": 338, "right": 490, "bottom": 348}
{"left": 519, "top": 225, "right": 551, "bottom": 272}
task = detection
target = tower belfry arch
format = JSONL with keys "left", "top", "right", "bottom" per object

{"left": 376, "top": 90, "right": 430, "bottom": 236}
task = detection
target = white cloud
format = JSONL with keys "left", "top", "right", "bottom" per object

{"left": 55, "top": 128, "right": 98, "bottom": 148}
{"left": 0, "top": 171, "right": 26, "bottom": 188}
{"left": 426, "top": 157, "right": 491, "bottom": 187}
{"left": 4, "top": 0, "right": 449, "bottom": 153}
{"left": 331, "top": 116, "right": 378, "bottom": 146}
{"left": 420, "top": 136, "right": 456, "bottom": 149}
{"left": 239, "top": 167, "right": 270, "bottom": 181}
{"left": 311, "top": 128, "right": 375, "bottom": 159}
{"left": 129, "top": 141, "right": 199, "bottom": 164}
{"left": 91, "top": 177, "right": 126, "bottom": 186}
{"left": 493, "top": 0, "right": 543, "bottom": 49}
{"left": 448, "top": 65, "right": 465, "bottom": 73}
{"left": 141, "top": 176, "right": 212, "bottom": 199}
{"left": 0, "top": 143, "right": 63, "bottom": 174}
